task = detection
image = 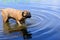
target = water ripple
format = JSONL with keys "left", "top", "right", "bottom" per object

{"left": 0, "top": 4, "right": 60, "bottom": 40}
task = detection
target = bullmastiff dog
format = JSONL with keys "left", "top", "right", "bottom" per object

{"left": 0, "top": 8, "right": 31, "bottom": 26}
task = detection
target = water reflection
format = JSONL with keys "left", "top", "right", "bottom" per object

{"left": 3, "top": 22, "right": 32, "bottom": 40}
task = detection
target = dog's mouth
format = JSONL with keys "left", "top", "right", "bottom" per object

{"left": 26, "top": 15, "right": 31, "bottom": 18}
{"left": 23, "top": 15, "right": 31, "bottom": 18}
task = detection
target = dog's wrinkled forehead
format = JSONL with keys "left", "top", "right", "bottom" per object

{"left": 24, "top": 10, "right": 29, "bottom": 14}
{"left": 23, "top": 10, "right": 30, "bottom": 15}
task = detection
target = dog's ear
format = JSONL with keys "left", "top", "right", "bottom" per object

{"left": 22, "top": 12, "right": 25, "bottom": 17}
{"left": 22, "top": 12, "right": 24, "bottom": 14}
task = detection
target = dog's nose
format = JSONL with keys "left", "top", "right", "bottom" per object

{"left": 29, "top": 15, "right": 31, "bottom": 18}
{"left": 28, "top": 13, "right": 31, "bottom": 18}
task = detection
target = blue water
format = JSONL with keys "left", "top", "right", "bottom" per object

{"left": 0, "top": 0, "right": 60, "bottom": 40}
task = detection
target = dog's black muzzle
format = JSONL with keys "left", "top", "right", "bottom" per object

{"left": 26, "top": 15, "right": 31, "bottom": 18}
{"left": 22, "top": 12, "right": 31, "bottom": 18}
{"left": 26, "top": 13, "right": 31, "bottom": 18}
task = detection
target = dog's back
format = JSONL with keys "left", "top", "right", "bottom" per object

{"left": 1, "top": 8, "right": 23, "bottom": 23}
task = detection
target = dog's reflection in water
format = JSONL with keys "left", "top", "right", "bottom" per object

{"left": 3, "top": 23, "right": 32, "bottom": 40}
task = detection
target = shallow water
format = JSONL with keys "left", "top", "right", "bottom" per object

{"left": 0, "top": 0, "right": 60, "bottom": 40}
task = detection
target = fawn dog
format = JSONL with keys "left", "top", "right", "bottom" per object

{"left": 0, "top": 8, "right": 31, "bottom": 26}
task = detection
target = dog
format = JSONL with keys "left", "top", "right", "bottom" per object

{"left": 0, "top": 8, "right": 31, "bottom": 26}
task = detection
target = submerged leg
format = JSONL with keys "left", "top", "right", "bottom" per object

{"left": 16, "top": 20, "right": 22, "bottom": 26}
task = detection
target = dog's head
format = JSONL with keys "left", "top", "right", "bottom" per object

{"left": 22, "top": 10, "right": 31, "bottom": 18}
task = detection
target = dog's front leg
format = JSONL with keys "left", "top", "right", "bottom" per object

{"left": 16, "top": 20, "right": 22, "bottom": 26}
{"left": 20, "top": 20, "right": 25, "bottom": 25}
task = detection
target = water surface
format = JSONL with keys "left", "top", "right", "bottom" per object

{"left": 0, "top": 0, "right": 60, "bottom": 40}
